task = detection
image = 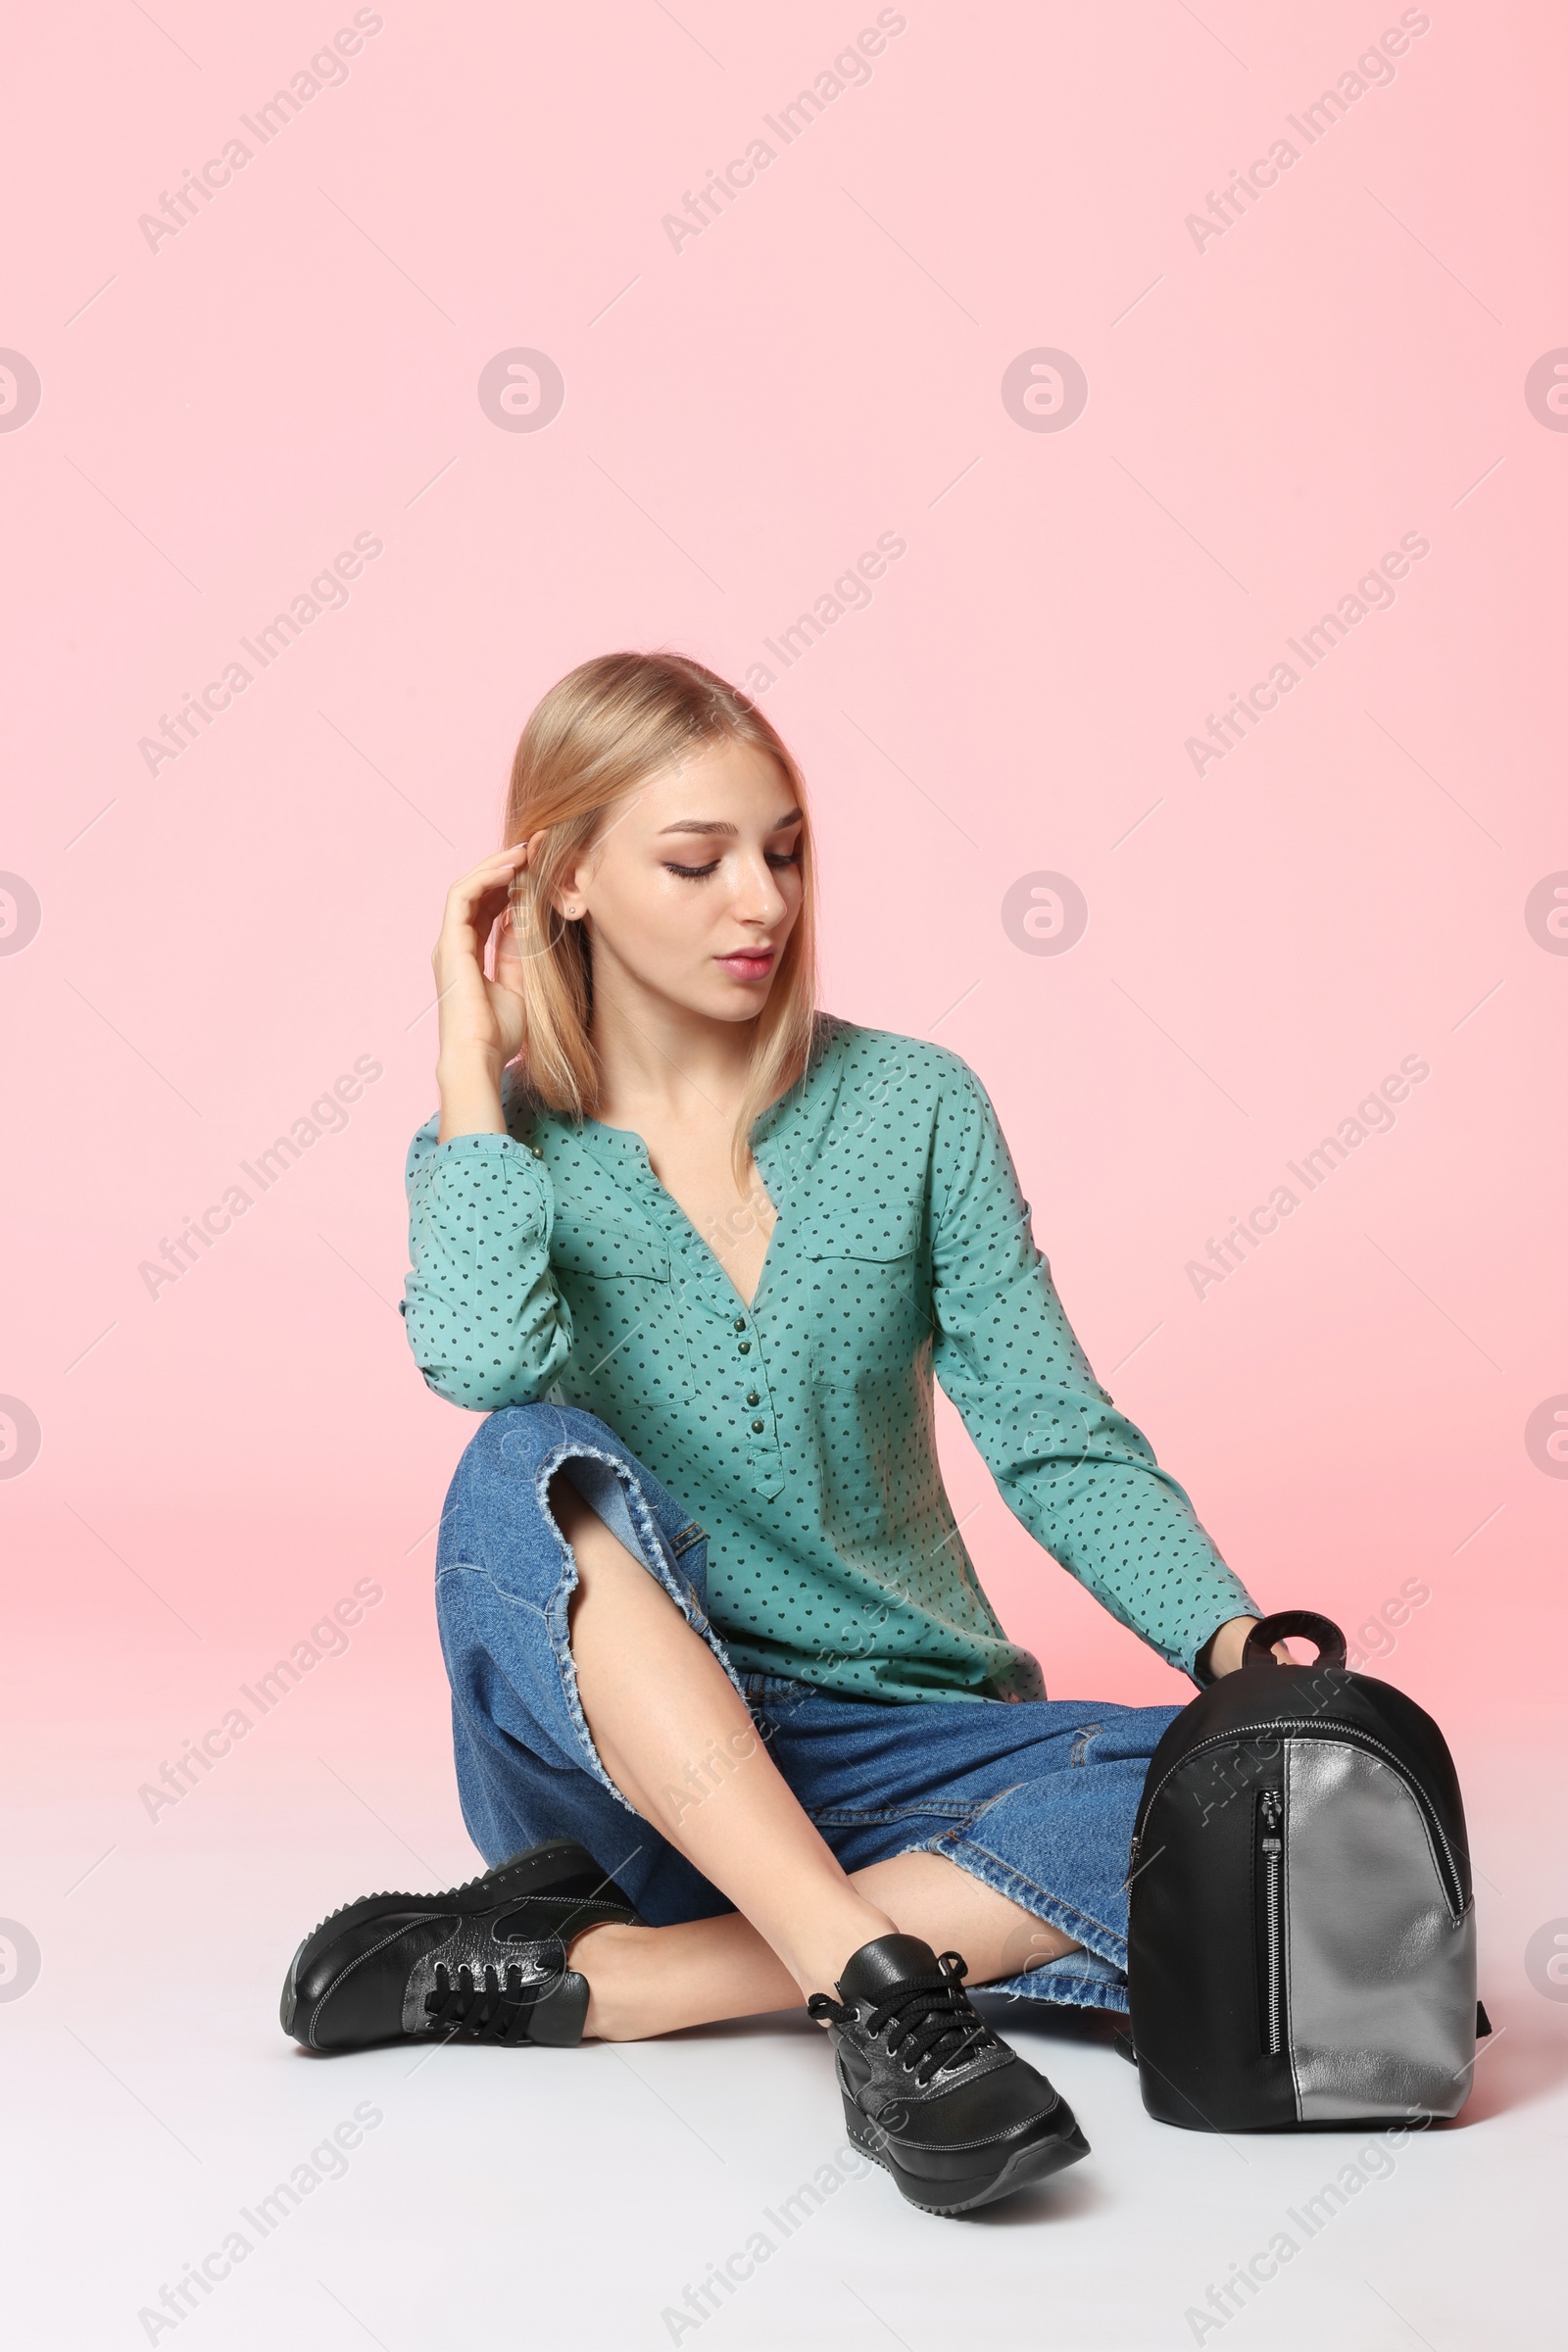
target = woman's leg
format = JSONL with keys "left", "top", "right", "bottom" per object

{"left": 554, "top": 1473, "right": 1077, "bottom": 2038}
{"left": 573, "top": 1860, "right": 1078, "bottom": 2040}
{"left": 556, "top": 1469, "right": 896, "bottom": 1993}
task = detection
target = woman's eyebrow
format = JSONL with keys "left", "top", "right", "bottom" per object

{"left": 656, "top": 808, "right": 804, "bottom": 837}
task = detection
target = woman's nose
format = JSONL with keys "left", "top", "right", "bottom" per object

{"left": 730, "top": 857, "right": 787, "bottom": 923}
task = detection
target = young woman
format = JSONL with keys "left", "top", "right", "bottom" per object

{"left": 280, "top": 651, "right": 1276, "bottom": 2215}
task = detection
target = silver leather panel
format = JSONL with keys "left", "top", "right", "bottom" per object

{"left": 1283, "top": 1741, "right": 1474, "bottom": 2120}
{"left": 401, "top": 1922, "right": 569, "bottom": 2034}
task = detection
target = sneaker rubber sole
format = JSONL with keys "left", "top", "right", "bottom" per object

{"left": 846, "top": 2110, "right": 1091, "bottom": 2216}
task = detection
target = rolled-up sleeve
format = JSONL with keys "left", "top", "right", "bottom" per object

{"left": 400, "top": 1112, "right": 573, "bottom": 1411}
{"left": 927, "top": 1059, "right": 1258, "bottom": 1678}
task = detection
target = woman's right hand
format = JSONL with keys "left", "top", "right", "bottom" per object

{"left": 432, "top": 835, "right": 541, "bottom": 1139}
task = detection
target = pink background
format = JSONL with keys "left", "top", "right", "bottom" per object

{"left": 3, "top": 3, "right": 1564, "bottom": 1931}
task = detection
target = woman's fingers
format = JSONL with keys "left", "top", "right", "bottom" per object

{"left": 443, "top": 841, "right": 531, "bottom": 927}
{"left": 495, "top": 834, "right": 551, "bottom": 976}
{"left": 434, "top": 838, "right": 539, "bottom": 971}
{"left": 448, "top": 837, "right": 543, "bottom": 925}
{"left": 493, "top": 905, "right": 525, "bottom": 993}
{"left": 429, "top": 834, "right": 545, "bottom": 1070}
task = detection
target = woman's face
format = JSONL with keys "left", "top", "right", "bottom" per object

{"left": 556, "top": 735, "right": 805, "bottom": 1024}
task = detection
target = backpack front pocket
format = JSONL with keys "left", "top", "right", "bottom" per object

{"left": 1280, "top": 1740, "right": 1475, "bottom": 2122}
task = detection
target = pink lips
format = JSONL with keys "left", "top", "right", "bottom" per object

{"left": 716, "top": 949, "right": 775, "bottom": 981}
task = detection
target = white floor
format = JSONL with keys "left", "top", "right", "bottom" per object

{"left": 9, "top": 1744, "right": 1563, "bottom": 2350}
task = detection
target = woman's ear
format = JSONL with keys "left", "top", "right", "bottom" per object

{"left": 550, "top": 848, "right": 594, "bottom": 923}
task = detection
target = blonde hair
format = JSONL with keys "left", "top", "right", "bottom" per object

{"left": 503, "top": 652, "right": 818, "bottom": 1174}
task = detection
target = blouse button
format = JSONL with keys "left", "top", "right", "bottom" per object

{"left": 745, "top": 1391, "right": 760, "bottom": 1407}
{"left": 738, "top": 1340, "right": 752, "bottom": 1354}
{"left": 733, "top": 1316, "right": 747, "bottom": 1332}
{"left": 750, "top": 1419, "right": 764, "bottom": 1434}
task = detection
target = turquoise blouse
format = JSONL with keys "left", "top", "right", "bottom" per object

{"left": 400, "top": 1017, "right": 1257, "bottom": 1701}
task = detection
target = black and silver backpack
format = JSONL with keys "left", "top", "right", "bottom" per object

{"left": 1125, "top": 1611, "right": 1484, "bottom": 2131}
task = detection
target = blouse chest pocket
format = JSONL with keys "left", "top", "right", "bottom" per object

{"left": 550, "top": 1214, "right": 671, "bottom": 1288}
{"left": 790, "top": 1210, "right": 929, "bottom": 1386}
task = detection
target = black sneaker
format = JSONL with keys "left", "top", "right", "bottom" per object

{"left": 808, "top": 1934, "right": 1090, "bottom": 2214}
{"left": 280, "top": 1838, "right": 641, "bottom": 2052}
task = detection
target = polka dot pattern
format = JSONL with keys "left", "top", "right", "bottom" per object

{"left": 401, "top": 1017, "right": 1258, "bottom": 1697}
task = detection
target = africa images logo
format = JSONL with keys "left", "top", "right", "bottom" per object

{"left": 1001, "top": 350, "right": 1089, "bottom": 434}
{"left": 1002, "top": 872, "right": 1089, "bottom": 955}
{"left": 0, "top": 349, "right": 42, "bottom": 431}
{"left": 1524, "top": 350, "right": 1568, "bottom": 430}
{"left": 477, "top": 350, "right": 565, "bottom": 432}
{"left": 0, "top": 873, "right": 42, "bottom": 954}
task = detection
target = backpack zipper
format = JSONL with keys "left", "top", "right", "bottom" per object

{"left": 1135, "top": 1719, "right": 1466, "bottom": 1919}
{"left": 1257, "top": 1788, "right": 1285, "bottom": 2056}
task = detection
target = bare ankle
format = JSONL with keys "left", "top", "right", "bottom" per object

{"left": 780, "top": 1895, "right": 900, "bottom": 2002}
{"left": 566, "top": 1918, "right": 652, "bottom": 2040}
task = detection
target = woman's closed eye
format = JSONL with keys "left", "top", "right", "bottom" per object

{"left": 663, "top": 852, "right": 801, "bottom": 880}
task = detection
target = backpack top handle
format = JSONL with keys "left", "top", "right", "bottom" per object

{"left": 1243, "top": 1610, "right": 1348, "bottom": 1669}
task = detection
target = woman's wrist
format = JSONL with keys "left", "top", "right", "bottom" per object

{"left": 1197, "top": 1613, "right": 1293, "bottom": 1680}
{"left": 1197, "top": 1614, "right": 1258, "bottom": 1681}
{"left": 436, "top": 1045, "right": 508, "bottom": 1143}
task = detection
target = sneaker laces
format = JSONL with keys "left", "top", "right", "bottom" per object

{"left": 808, "top": 1950, "right": 999, "bottom": 2086}
{"left": 421, "top": 1961, "right": 551, "bottom": 2043}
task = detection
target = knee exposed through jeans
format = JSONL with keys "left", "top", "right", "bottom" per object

{"left": 429, "top": 1400, "right": 1177, "bottom": 2006}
